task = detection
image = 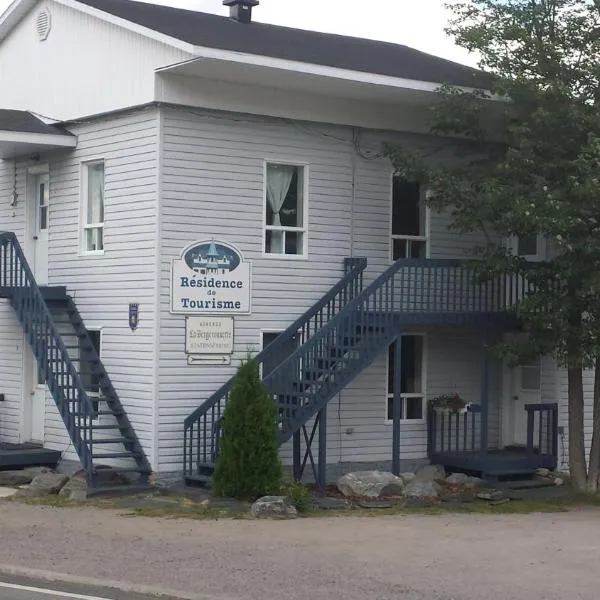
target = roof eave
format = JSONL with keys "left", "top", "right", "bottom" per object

{"left": 0, "top": 130, "right": 77, "bottom": 159}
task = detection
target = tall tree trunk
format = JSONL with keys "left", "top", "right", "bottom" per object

{"left": 587, "top": 358, "right": 600, "bottom": 493}
{"left": 568, "top": 366, "right": 588, "bottom": 491}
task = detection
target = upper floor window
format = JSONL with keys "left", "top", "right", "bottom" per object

{"left": 265, "top": 163, "right": 307, "bottom": 257}
{"left": 82, "top": 161, "right": 105, "bottom": 253}
{"left": 391, "top": 176, "right": 427, "bottom": 260}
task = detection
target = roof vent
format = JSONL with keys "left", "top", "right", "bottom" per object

{"left": 223, "top": 0, "right": 259, "bottom": 24}
{"left": 35, "top": 8, "right": 52, "bottom": 41}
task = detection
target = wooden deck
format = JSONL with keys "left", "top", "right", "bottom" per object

{"left": 0, "top": 442, "right": 61, "bottom": 469}
{"left": 430, "top": 448, "right": 558, "bottom": 479}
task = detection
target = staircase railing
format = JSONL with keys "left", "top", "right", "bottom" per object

{"left": 427, "top": 404, "right": 482, "bottom": 458}
{"left": 183, "top": 257, "right": 367, "bottom": 477}
{"left": 525, "top": 403, "right": 559, "bottom": 464}
{"left": 0, "top": 231, "right": 96, "bottom": 473}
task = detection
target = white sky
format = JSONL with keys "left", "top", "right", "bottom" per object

{"left": 0, "top": 0, "right": 477, "bottom": 66}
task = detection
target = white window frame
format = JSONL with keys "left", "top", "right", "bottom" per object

{"left": 385, "top": 333, "right": 427, "bottom": 424}
{"left": 80, "top": 159, "right": 105, "bottom": 255}
{"left": 263, "top": 160, "right": 309, "bottom": 260}
{"left": 389, "top": 172, "right": 431, "bottom": 263}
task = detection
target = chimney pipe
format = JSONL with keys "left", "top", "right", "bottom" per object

{"left": 223, "top": 0, "right": 259, "bottom": 24}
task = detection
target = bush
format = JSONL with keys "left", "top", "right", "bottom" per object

{"left": 280, "top": 475, "right": 311, "bottom": 513}
{"left": 212, "top": 358, "right": 282, "bottom": 500}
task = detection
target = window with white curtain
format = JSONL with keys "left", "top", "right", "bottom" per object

{"left": 82, "top": 161, "right": 105, "bottom": 253}
{"left": 265, "top": 163, "right": 306, "bottom": 256}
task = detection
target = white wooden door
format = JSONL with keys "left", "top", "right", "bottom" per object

{"left": 32, "top": 173, "right": 49, "bottom": 285}
{"left": 28, "top": 172, "right": 49, "bottom": 442}
{"left": 509, "top": 358, "right": 542, "bottom": 446}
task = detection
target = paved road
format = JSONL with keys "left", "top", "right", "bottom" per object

{"left": 0, "top": 576, "right": 179, "bottom": 600}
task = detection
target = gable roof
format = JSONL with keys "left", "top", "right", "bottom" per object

{"left": 0, "top": 109, "right": 69, "bottom": 135}
{"left": 76, "top": 0, "right": 486, "bottom": 89}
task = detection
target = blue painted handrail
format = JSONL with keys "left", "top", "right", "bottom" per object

{"left": 427, "top": 405, "right": 482, "bottom": 457}
{"left": 183, "top": 257, "right": 367, "bottom": 476}
{"left": 526, "top": 403, "right": 558, "bottom": 458}
{"left": 0, "top": 231, "right": 96, "bottom": 473}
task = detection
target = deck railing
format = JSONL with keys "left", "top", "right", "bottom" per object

{"left": 526, "top": 403, "right": 559, "bottom": 459}
{"left": 392, "top": 259, "right": 532, "bottom": 317}
{"left": 428, "top": 404, "right": 482, "bottom": 457}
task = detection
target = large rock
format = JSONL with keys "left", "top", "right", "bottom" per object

{"left": 59, "top": 471, "right": 87, "bottom": 497}
{"left": 399, "top": 472, "right": 416, "bottom": 484}
{"left": 251, "top": 496, "right": 298, "bottom": 519}
{"left": 0, "top": 471, "right": 34, "bottom": 487}
{"left": 404, "top": 480, "right": 441, "bottom": 499}
{"left": 337, "top": 471, "right": 405, "bottom": 499}
{"left": 414, "top": 465, "right": 446, "bottom": 483}
{"left": 15, "top": 472, "right": 69, "bottom": 498}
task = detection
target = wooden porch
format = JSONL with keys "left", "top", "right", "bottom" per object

{"left": 428, "top": 404, "right": 559, "bottom": 479}
{"left": 0, "top": 442, "right": 61, "bottom": 469}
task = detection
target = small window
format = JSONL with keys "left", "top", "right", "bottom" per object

{"left": 391, "top": 176, "right": 427, "bottom": 260}
{"left": 265, "top": 163, "right": 306, "bottom": 256}
{"left": 520, "top": 358, "right": 541, "bottom": 391}
{"left": 80, "top": 330, "right": 102, "bottom": 399}
{"left": 387, "top": 335, "right": 425, "bottom": 421}
{"left": 38, "top": 179, "right": 49, "bottom": 231}
{"left": 82, "top": 161, "right": 105, "bottom": 253}
{"left": 262, "top": 331, "right": 299, "bottom": 378}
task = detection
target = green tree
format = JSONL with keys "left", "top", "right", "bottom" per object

{"left": 212, "top": 358, "right": 282, "bottom": 499}
{"left": 386, "top": 0, "right": 600, "bottom": 491}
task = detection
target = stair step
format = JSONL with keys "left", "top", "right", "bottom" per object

{"left": 91, "top": 424, "right": 125, "bottom": 430}
{"left": 92, "top": 438, "right": 134, "bottom": 444}
{"left": 92, "top": 451, "right": 139, "bottom": 459}
{"left": 75, "top": 409, "right": 123, "bottom": 417}
{"left": 185, "top": 474, "right": 212, "bottom": 488}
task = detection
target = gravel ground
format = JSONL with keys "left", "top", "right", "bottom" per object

{"left": 0, "top": 502, "right": 599, "bottom": 600}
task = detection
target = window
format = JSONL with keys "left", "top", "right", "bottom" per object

{"left": 520, "top": 357, "right": 541, "bottom": 391}
{"left": 391, "top": 176, "right": 427, "bottom": 260}
{"left": 387, "top": 335, "right": 425, "bottom": 421}
{"left": 82, "top": 161, "right": 105, "bottom": 252}
{"left": 265, "top": 163, "right": 306, "bottom": 256}
{"left": 262, "top": 331, "right": 299, "bottom": 378}
{"left": 80, "top": 330, "right": 102, "bottom": 413}
{"left": 37, "top": 178, "right": 49, "bottom": 231}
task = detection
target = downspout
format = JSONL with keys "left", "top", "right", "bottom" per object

{"left": 350, "top": 127, "right": 358, "bottom": 258}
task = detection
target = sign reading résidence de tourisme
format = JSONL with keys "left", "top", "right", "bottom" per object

{"left": 171, "top": 240, "right": 252, "bottom": 315}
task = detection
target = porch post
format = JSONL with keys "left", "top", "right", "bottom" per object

{"left": 317, "top": 405, "right": 327, "bottom": 490}
{"left": 392, "top": 336, "right": 402, "bottom": 475}
{"left": 480, "top": 328, "right": 489, "bottom": 458}
{"left": 293, "top": 430, "right": 301, "bottom": 480}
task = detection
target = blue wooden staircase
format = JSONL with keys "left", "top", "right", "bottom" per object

{"left": 184, "top": 256, "right": 528, "bottom": 487}
{"left": 0, "top": 232, "right": 151, "bottom": 487}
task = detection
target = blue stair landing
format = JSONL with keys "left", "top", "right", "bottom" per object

{"left": 0, "top": 231, "right": 151, "bottom": 488}
{"left": 184, "top": 255, "right": 534, "bottom": 488}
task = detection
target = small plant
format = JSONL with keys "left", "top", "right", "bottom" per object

{"left": 429, "top": 392, "right": 467, "bottom": 412}
{"left": 280, "top": 474, "right": 311, "bottom": 514}
{"left": 212, "top": 357, "right": 283, "bottom": 500}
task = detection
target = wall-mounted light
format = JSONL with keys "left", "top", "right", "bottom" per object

{"left": 9, "top": 160, "right": 18, "bottom": 207}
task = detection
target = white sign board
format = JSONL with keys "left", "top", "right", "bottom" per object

{"left": 171, "top": 240, "right": 251, "bottom": 315}
{"left": 187, "top": 355, "right": 232, "bottom": 366}
{"left": 185, "top": 317, "right": 234, "bottom": 355}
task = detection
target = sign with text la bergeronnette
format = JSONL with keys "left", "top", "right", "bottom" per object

{"left": 171, "top": 240, "right": 251, "bottom": 315}
{"left": 185, "top": 316, "right": 234, "bottom": 355}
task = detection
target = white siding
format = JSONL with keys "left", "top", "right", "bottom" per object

{"left": 156, "top": 106, "right": 507, "bottom": 473}
{"left": 0, "top": 0, "right": 191, "bottom": 120}
{"left": 39, "top": 109, "right": 160, "bottom": 464}
{"left": 0, "top": 158, "right": 27, "bottom": 443}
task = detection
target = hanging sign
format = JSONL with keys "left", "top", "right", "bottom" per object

{"left": 185, "top": 317, "right": 234, "bottom": 355}
{"left": 171, "top": 240, "right": 251, "bottom": 315}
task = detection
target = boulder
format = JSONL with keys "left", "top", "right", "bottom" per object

{"left": 59, "top": 472, "right": 87, "bottom": 497}
{"left": 445, "top": 473, "right": 483, "bottom": 488}
{"left": 404, "top": 481, "right": 441, "bottom": 499}
{"left": 15, "top": 472, "right": 69, "bottom": 498}
{"left": 445, "top": 473, "right": 470, "bottom": 485}
{"left": 0, "top": 486, "right": 18, "bottom": 498}
{"left": 414, "top": 465, "right": 446, "bottom": 483}
{"left": 251, "top": 496, "right": 298, "bottom": 519}
{"left": 0, "top": 471, "right": 34, "bottom": 487}
{"left": 399, "top": 472, "right": 416, "bottom": 484}
{"left": 336, "top": 471, "right": 405, "bottom": 499}
{"left": 536, "top": 468, "right": 551, "bottom": 478}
